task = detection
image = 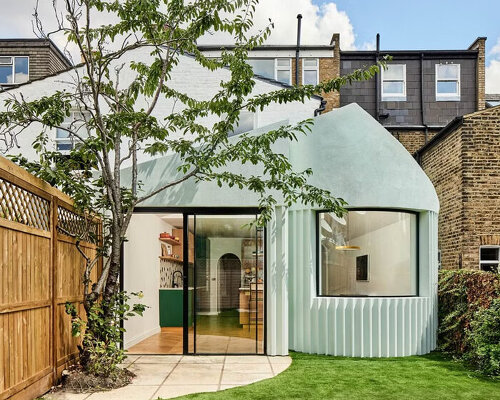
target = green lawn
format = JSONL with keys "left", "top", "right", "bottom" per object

{"left": 172, "top": 352, "right": 500, "bottom": 400}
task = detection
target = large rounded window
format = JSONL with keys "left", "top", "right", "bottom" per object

{"left": 318, "top": 210, "right": 418, "bottom": 297}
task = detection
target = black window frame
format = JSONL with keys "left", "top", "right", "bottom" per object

{"left": 315, "top": 208, "right": 420, "bottom": 298}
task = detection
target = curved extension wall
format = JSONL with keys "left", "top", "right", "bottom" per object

{"left": 288, "top": 209, "right": 438, "bottom": 357}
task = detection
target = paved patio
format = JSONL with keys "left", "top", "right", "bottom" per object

{"left": 45, "top": 355, "right": 291, "bottom": 400}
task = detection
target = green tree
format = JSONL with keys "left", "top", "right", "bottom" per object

{"left": 0, "top": 0, "right": 383, "bottom": 377}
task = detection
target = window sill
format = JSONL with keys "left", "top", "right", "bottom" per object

{"left": 381, "top": 96, "right": 407, "bottom": 102}
{"left": 436, "top": 96, "right": 460, "bottom": 102}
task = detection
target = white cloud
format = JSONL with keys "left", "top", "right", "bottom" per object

{"left": 2, "top": 0, "right": 364, "bottom": 56}
{"left": 486, "top": 37, "right": 500, "bottom": 93}
{"left": 200, "top": 0, "right": 358, "bottom": 50}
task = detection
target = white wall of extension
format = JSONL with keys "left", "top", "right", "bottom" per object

{"left": 287, "top": 209, "right": 438, "bottom": 357}
{"left": 123, "top": 214, "right": 173, "bottom": 348}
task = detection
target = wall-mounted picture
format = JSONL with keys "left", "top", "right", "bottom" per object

{"left": 356, "top": 254, "right": 369, "bottom": 281}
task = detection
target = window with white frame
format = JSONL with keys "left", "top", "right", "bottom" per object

{"left": 55, "top": 111, "right": 89, "bottom": 152}
{"left": 302, "top": 58, "right": 319, "bottom": 85}
{"left": 246, "top": 58, "right": 291, "bottom": 85}
{"left": 436, "top": 63, "right": 460, "bottom": 101}
{"left": 381, "top": 64, "right": 406, "bottom": 101}
{"left": 0, "top": 56, "right": 29, "bottom": 85}
{"left": 275, "top": 58, "right": 291, "bottom": 85}
{"left": 246, "top": 59, "right": 274, "bottom": 80}
{"left": 228, "top": 110, "right": 256, "bottom": 137}
{"left": 479, "top": 246, "right": 500, "bottom": 273}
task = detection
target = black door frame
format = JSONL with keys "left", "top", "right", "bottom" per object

{"left": 127, "top": 207, "right": 267, "bottom": 356}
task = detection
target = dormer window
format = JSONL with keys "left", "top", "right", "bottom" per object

{"left": 381, "top": 64, "right": 406, "bottom": 101}
{"left": 0, "top": 56, "right": 29, "bottom": 85}
{"left": 275, "top": 58, "right": 291, "bottom": 85}
{"left": 436, "top": 63, "right": 460, "bottom": 101}
{"left": 246, "top": 58, "right": 291, "bottom": 85}
{"left": 302, "top": 58, "right": 319, "bottom": 85}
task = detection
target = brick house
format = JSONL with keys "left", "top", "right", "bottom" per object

{"left": 340, "top": 37, "right": 486, "bottom": 154}
{"left": 0, "top": 38, "right": 71, "bottom": 89}
{"left": 200, "top": 36, "right": 486, "bottom": 155}
{"left": 198, "top": 33, "right": 341, "bottom": 113}
{"left": 415, "top": 105, "right": 500, "bottom": 272}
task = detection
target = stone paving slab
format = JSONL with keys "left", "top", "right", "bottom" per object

{"left": 44, "top": 354, "right": 291, "bottom": 400}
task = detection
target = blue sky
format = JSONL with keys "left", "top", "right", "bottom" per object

{"left": 314, "top": 0, "right": 500, "bottom": 61}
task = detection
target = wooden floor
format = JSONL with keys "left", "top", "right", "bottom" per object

{"left": 127, "top": 315, "right": 264, "bottom": 355}
{"left": 128, "top": 328, "right": 190, "bottom": 354}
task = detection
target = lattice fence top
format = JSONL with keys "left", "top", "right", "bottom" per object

{"left": 57, "top": 205, "right": 99, "bottom": 244}
{"left": 0, "top": 177, "right": 51, "bottom": 231}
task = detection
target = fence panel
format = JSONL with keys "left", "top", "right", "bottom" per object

{"left": 0, "top": 157, "right": 101, "bottom": 400}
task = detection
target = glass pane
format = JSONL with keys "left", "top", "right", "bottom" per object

{"left": 14, "top": 57, "right": 29, "bottom": 83}
{"left": 480, "top": 263, "right": 499, "bottom": 273}
{"left": 382, "top": 81, "right": 404, "bottom": 95}
{"left": 194, "top": 214, "right": 263, "bottom": 354}
{"left": 437, "top": 81, "right": 458, "bottom": 94}
{"left": 276, "top": 58, "right": 290, "bottom": 67}
{"left": 56, "top": 141, "right": 73, "bottom": 151}
{"left": 303, "top": 58, "right": 318, "bottom": 67}
{"left": 0, "top": 65, "right": 12, "bottom": 84}
{"left": 384, "top": 64, "right": 405, "bottom": 80}
{"left": 319, "top": 211, "right": 417, "bottom": 296}
{"left": 303, "top": 70, "right": 318, "bottom": 85}
{"left": 437, "top": 64, "right": 459, "bottom": 80}
{"left": 276, "top": 69, "right": 290, "bottom": 85}
{"left": 480, "top": 247, "right": 499, "bottom": 261}
{"left": 56, "top": 127, "right": 70, "bottom": 138}
{"left": 0, "top": 56, "right": 12, "bottom": 65}
{"left": 229, "top": 111, "right": 254, "bottom": 136}
{"left": 247, "top": 59, "right": 274, "bottom": 80}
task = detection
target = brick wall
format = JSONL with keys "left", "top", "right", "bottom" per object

{"left": 420, "top": 106, "right": 500, "bottom": 270}
{"left": 468, "top": 37, "right": 486, "bottom": 111}
{"left": 420, "top": 127, "right": 463, "bottom": 269}
{"left": 391, "top": 130, "right": 438, "bottom": 154}
{"left": 460, "top": 107, "right": 500, "bottom": 268}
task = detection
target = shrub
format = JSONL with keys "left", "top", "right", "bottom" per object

{"left": 65, "top": 291, "right": 146, "bottom": 378}
{"left": 438, "top": 269, "right": 500, "bottom": 355}
{"left": 467, "top": 299, "right": 500, "bottom": 376}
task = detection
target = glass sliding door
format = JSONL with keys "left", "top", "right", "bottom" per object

{"left": 191, "top": 214, "right": 265, "bottom": 354}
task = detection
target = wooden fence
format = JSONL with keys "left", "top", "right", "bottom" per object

{"left": 0, "top": 156, "right": 101, "bottom": 400}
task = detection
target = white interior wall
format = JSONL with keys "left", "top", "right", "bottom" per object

{"left": 123, "top": 214, "right": 173, "bottom": 348}
{"left": 323, "top": 213, "right": 417, "bottom": 296}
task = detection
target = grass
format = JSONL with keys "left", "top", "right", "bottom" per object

{"left": 170, "top": 352, "right": 500, "bottom": 400}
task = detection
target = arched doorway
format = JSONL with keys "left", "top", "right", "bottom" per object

{"left": 217, "top": 253, "right": 241, "bottom": 311}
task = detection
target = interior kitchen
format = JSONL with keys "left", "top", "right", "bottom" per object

{"left": 123, "top": 212, "right": 265, "bottom": 355}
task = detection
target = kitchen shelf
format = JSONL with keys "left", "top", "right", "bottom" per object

{"left": 159, "top": 237, "right": 181, "bottom": 246}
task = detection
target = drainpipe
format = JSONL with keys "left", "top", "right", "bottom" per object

{"left": 295, "top": 14, "right": 302, "bottom": 86}
{"left": 420, "top": 53, "right": 429, "bottom": 143}
{"left": 375, "top": 33, "right": 380, "bottom": 121}
{"left": 314, "top": 99, "right": 327, "bottom": 116}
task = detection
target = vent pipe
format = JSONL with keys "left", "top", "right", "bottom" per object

{"left": 295, "top": 14, "right": 302, "bottom": 86}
